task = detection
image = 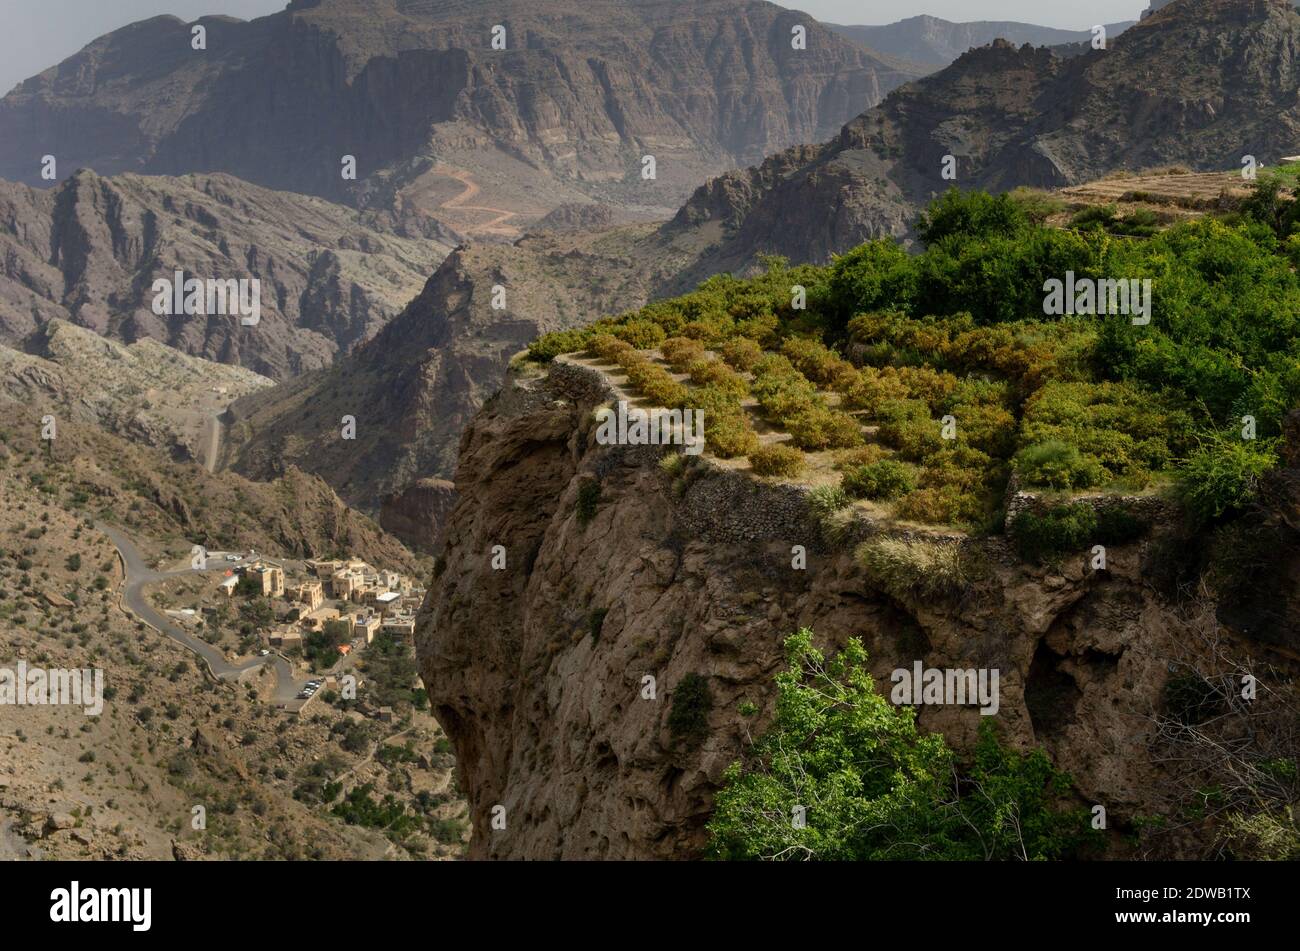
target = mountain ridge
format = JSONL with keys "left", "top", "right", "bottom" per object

{"left": 0, "top": 0, "right": 926, "bottom": 240}
{"left": 827, "top": 14, "right": 1135, "bottom": 68}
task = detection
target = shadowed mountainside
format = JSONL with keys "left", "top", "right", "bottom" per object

{"left": 0, "top": 0, "right": 926, "bottom": 240}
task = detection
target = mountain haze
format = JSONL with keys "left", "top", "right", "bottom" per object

{"left": 827, "top": 14, "right": 1135, "bottom": 68}
{"left": 0, "top": 0, "right": 926, "bottom": 240}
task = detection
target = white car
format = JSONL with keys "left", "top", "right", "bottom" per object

{"left": 259, "top": 649, "right": 269, "bottom": 656}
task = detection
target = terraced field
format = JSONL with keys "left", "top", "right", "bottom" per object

{"left": 527, "top": 187, "right": 1295, "bottom": 543}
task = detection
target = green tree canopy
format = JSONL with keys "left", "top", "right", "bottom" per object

{"left": 707, "top": 630, "right": 1097, "bottom": 861}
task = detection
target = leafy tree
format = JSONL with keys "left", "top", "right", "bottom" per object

{"left": 707, "top": 630, "right": 1096, "bottom": 860}
{"left": 916, "top": 188, "right": 1032, "bottom": 246}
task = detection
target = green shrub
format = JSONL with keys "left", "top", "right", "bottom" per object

{"left": 842, "top": 459, "right": 917, "bottom": 501}
{"left": 720, "top": 338, "right": 764, "bottom": 372}
{"left": 614, "top": 319, "right": 667, "bottom": 350}
{"left": 528, "top": 327, "right": 593, "bottom": 362}
{"left": 749, "top": 444, "right": 805, "bottom": 478}
{"left": 916, "top": 188, "right": 1033, "bottom": 246}
{"left": 661, "top": 336, "right": 706, "bottom": 371}
{"left": 877, "top": 400, "right": 943, "bottom": 460}
{"left": 1010, "top": 504, "right": 1097, "bottom": 563}
{"left": 704, "top": 413, "right": 760, "bottom": 458}
{"left": 780, "top": 338, "right": 855, "bottom": 387}
{"left": 894, "top": 485, "right": 986, "bottom": 526}
{"left": 806, "top": 484, "right": 851, "bottom": 517}
{"left": 1068, "top": 204, "right": 1118, "bottom": 232}
{"left": 1015, "top": 440, "right": 1104, "bottom": 489}
{"left": 589, "top": 332, "right": 636, "bottom": 363}
{"left": 1177, "top": 435, "right": 1279, "bottom": 523}
{"left": 668, "top": 673, "right": 713, "bottom": 745}
{"left": 687, "top": 358, "right": 749, "bottom": 397}
{"left": 786, "top": 407, "right": 864, "bottom": 451}
{"left": 842, "top": 367, "right": 910, "bottom": 412}
{"left": 707, "top": 630, "right": 1096, "bottom": 860}
{"left": 625, "top": 362, "right": 688, "bottom": 408}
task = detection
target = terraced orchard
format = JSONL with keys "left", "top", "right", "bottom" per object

{"left": 528, "top": 189, "right": 1298, "bottom": 536}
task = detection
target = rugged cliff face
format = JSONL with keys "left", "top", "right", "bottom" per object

{"left": 0, "top": 0, "right": 924, "bottom": 239}
{"left": 666, "top": 0, "right": 1300, "bottom": 266}
{"left": 416, "top": 361, "right": 1300, "bottom": 860}
{"left": 0, "top": 170, "right": 450, "bottom": 380}
{"left": 380, "top": 478, "right": 459, "bottom": 553}
{"left": 221, "top": 224, "right": 690, "bottom": 508}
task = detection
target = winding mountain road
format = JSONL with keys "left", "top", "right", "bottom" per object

{"left": 97, "top": 523, "right": 307, "bottom": 704}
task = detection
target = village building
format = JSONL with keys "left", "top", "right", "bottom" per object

{"left": 381, "top": 611, "right": 416, "bottom": 640}
{"left": 306, "top": 559, "right": 341, "bottom": 579}
{"left": 267, "top": 626, "right": 302, "bottom": 649}
{"left": 289, "top": 580, "right": 324, "bottom": 611}
{"left": 300, "top": 606, "right": 340, "bottom": 632}
{"left": 249, "top": 562, "right": 285, "bottom": 598}
{"left": 354, "top": 612, "right": 382, "bottom": 645}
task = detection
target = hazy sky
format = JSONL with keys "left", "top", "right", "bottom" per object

{"left": 0, "top": 0, "right": 1150, "bottom": 96}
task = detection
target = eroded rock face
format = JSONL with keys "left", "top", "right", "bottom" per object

{"left": 416, "top": 362, "right": 1284, "bottom": 860}
{"left": 0, "top": 0, "right": 923, "bottom": 237}
{"left": 666, "top": 0, "right": 1300, "bottom": 265}
{"left": 380, "top": 478, "right": 458, "bottom": 554}
{"left": 0, "top": 170, "right": 449, "bottom": 380}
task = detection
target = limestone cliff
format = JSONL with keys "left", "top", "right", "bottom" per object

{"left": 416, "top": 359, "right": 1300, "bottom": 859}
{"left": 0, "top": 170, "right": 450, "bottom": 380}
{"left": 0, "top": 0, "right": 924, "bottom": 240}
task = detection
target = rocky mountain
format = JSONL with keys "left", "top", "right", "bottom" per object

{"left": 221, "top": 0, "right": 1300, "bottom": 523}
{"left": 414, "top": 354, "right": 1300, "bottom": 859}
{"left": 0, "top": 0, "right": 926, "bottom": 241}
{"left": 0, "top": 395, "right": 427, "bottom": 575}
{"left": 828, "top": 14, "right": 1134, "bottom": 68}
{"left": 665, "top": 0, "right": 1300, "bottom": 269}
{"left": 0, "top": 170, "right": 450, "bottom": 381}
{"left": 0, "top": 319, "right": 272, "bottom": 466}
{"left": 219, "top": 221, "right": 704, "bottom": 513}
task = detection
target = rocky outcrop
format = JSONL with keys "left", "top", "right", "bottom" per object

{"left": 0, "top": 170, "right": 450, "bottom": 380}
{"left": 380, "top": 478, "right": 458, "bottom": 554}
{"left": 828, "top": 15, "right": 1134, "bottom": 68}
{"left": 663, "top": 0, "right": 1300, "bottom": 264}
{"left": 222, "top": 227, "right": 683, "bottom": 510}
{"left": 414, "top": 361, "right": 1297, "bottom": 859}
{"left": 0, "top": 0, "right": 925, "bottom": 238}
{"left": 0, "top": 319, "right": 272, "bottom": 463}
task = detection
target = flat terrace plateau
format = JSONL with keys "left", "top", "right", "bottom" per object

{"left": 1052, "top": 169, "right": 1256, "bottom": 223}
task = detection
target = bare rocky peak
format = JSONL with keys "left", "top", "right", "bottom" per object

{"left": 828, "top": 14, "right": 1134, "bottom": 68}
{"left": 0, "top": 0, "right": 925, "bottom": 241}
{"left": 666, "top": 0, "right": 1300, "bottom": 268}
{"left": 0, "top": 169, "right": 449, "bottom": 380}
{"left": 0, "top": 318, "right": 272, "bottom": 463}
